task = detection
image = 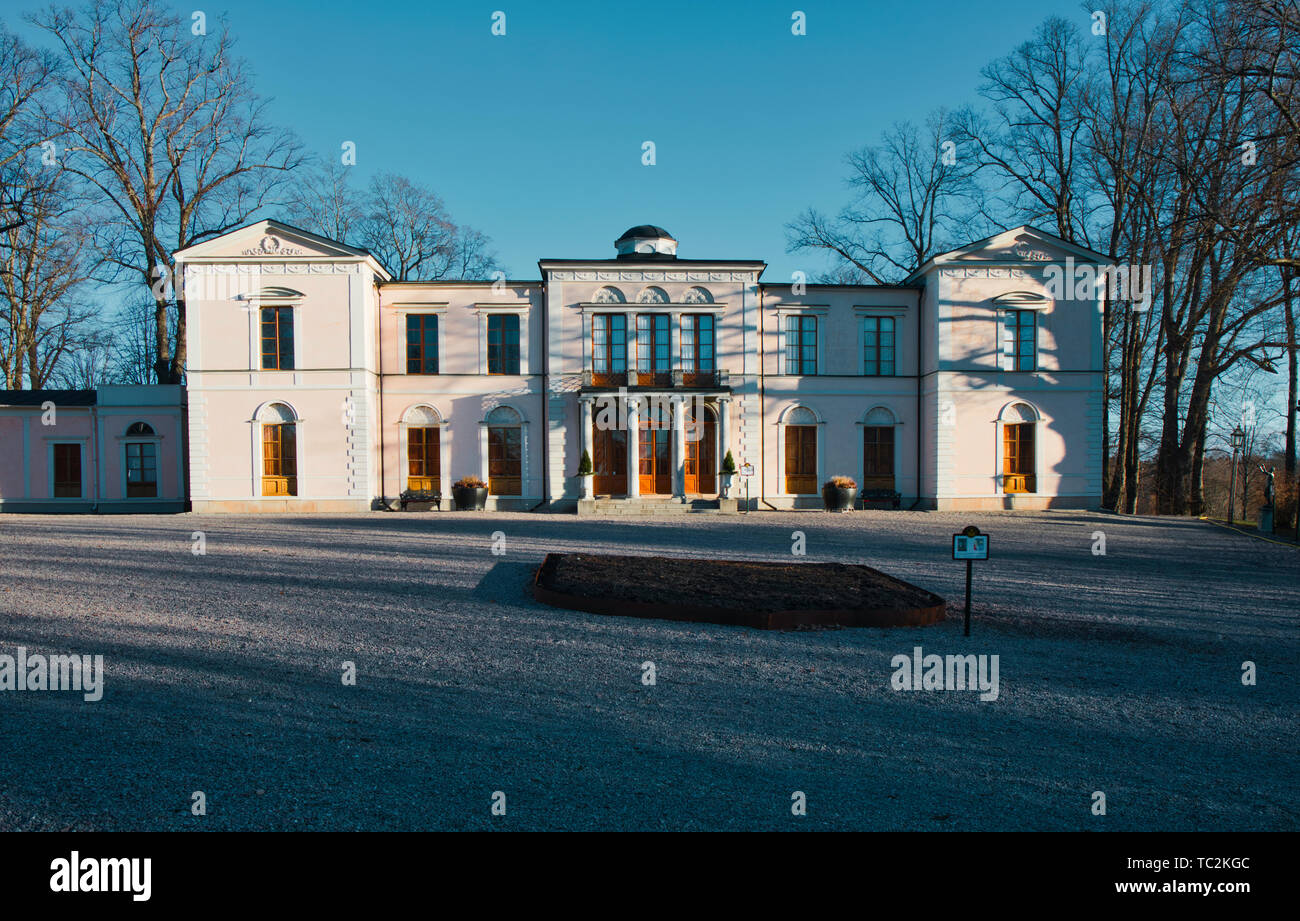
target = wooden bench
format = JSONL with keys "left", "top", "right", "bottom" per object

{"left": 861, "top": 488, "right": 901, "bottom": 510}
{"left": 399, "top": 489, "right": 442, "bottom": 511}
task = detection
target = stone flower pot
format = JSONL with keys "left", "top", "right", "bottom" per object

{"left": 453, "top": 486, "right": 488, "bottom": 510}
{"left": 822, "top": 483, "right": 859, "bottom": 512}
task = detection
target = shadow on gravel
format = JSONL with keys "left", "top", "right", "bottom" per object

{"left": 470, "top": 561, "right": 541, "bottom": 607}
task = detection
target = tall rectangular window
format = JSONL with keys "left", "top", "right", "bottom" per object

{"left": 1003, "top": 310, "right": 1036, "bottom": 371}
{"left": 681, "top": 314, "right": 715, "bottom": 384}
{"left": 125, "top": 442, "right": 158, "bottom": 498}
{"left": 487, "top": 314, "right": 520, "bottom": 374}
{"left": 785, "top": 315, "right": 817, "bottom": 375}
{"left": 592, "top": 313, "right": 627, "bottom": 384}
{"left": 406, "top": 314, "right": 439, "bottom": 374}
{"left": 260, "top": 306, "right": 294, "bottom": 371}
{"left": 636, "top": 314, "right": 669, "bottom": 382}
{"left": 863, "top": 316, "right": 895, "bottom": 376}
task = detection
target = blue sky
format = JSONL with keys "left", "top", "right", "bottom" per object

{"left": 12, "top": 0, "right": 1089, "bottom": 279}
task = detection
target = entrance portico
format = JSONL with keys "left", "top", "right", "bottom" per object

{"left": 580, "top": 390, "right": 729, "bottom": 501}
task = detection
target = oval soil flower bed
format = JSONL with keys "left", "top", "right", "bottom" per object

{"left": 531, "top": 553, "right": 945, "bottom": 629}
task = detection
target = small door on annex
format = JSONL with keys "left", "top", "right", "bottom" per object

{"left": 52, "top": 443, "right": 82, "bottom": 498}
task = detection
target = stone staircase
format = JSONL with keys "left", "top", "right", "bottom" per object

{"left": 580, "top": 497, "right": 722, "bottom": 517}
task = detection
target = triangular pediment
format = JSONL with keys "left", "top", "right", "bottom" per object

{"left": 174, "top": 219, "right": 377, "bottom": 264}
{"left": 908, "top": 226, "right": 1109, "bottom": 282}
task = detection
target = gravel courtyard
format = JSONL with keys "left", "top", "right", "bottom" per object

{"left": 0, "top": 509, "right": 1295, "bottom": 831}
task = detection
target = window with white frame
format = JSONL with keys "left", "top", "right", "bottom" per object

{"left": 785, "top": 315, "right": 817, "bottom": 374}
{"left": 1001, "top": 310, "right": 1037, "bottom": 371}
{"left": 863, "top": 316, "right": 895, "bottom": 376}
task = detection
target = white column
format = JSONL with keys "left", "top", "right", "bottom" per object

{"left": 626, "top": 316, "right": 638, "bottom": 384}
{"left": 718, "top": 397, "right": 732, "bottom": 466}
{"left": 626, "top": 396, "right": 640, "bottom": 499}
{"left": 718, "top": 397, "right": 732, "bottom": 498}
{"left": 579, "top": 398, "right": 594, "bottom": 500}
{"left": 669, "top": 312, "right": 681, "bottom": 371}
{"left": 672, "top": 397, "right": 686, "bottom": 500}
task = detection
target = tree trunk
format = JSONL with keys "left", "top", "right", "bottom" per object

{"left": 1285, "top": 271, "right": 1297, "bottom": 476}
{"left": 169, "top": 293, "right": 187, "bottom": 384}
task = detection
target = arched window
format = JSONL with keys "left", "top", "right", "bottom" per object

{"left": 785, "top": 407, "right": 818, "bottom": 494}
{"left": 593, "top": 286, "right": 626, "bottom": 304}
{"left": 1001, "top": 402, "right": 1038, "bottom": 493}
{"left": 124, "top": 422, "right": 157, "bottom": 498}
{"left": 258, "top": 402, "right": 298, "bottom": 496}
{"left": 404, "top": 405, "right": 441, "bottom": 492}
{"left": 636, "top": 286, "right": 669, "bottom": 304}
{"left": 486, "top": 406, "right": 522, "bottom": 496}
{"left": 862, "top": 407, "right": 896, "bottom": 490}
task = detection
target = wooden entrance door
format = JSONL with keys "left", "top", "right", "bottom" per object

{"left": 407, "top": 426, "right": 439, "bottom": 491}
{"left": 785, "top": 425, "right": 817, "bottom": 494}
{"left": 683, "top": 407, "right": 716, "bottom": 495}
{"left": 593, "top": 423, "right": 627, "bottom": 495}
{"left": 1003, "top": 422, "right": 1036, "bottom": 493}
{"left": 261, "top": 423, "right": 297, "bottom": 496}
{"left": 862, "top": 425, "right": 895, "bottom": 491}
{"left": 638, "top": 410, "right": 671, "bottom": 494}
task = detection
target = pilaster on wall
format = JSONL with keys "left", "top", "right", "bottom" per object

{"left": 1085, "top": 388, "right": 1103, "bottom": 499}
{"left": 933, "top": 382, "right": 956, "bottom": 499}
{"left": 343, "top": 384, "right": 371, "bottom": 499}
{"left": 187, "top": 391, "right": 209, "bottom": 498}
{"left": 548, "top": 391, "right": 571, "bottom": 502}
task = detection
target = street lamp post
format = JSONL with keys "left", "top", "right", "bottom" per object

{"left": 1229, "top": 425, "right": 1245, "bottom": 524}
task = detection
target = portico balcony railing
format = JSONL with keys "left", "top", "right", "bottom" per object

{"left": 582, "top": 369, "right": 727, "bottom": 390}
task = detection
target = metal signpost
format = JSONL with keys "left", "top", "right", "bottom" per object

{"left": 740, "top": 462, "right": 755, "bottom": 513}
{"left": 951, "top": 525, "right": 989, "bottom": 637}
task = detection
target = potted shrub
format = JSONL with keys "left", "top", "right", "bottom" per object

{"left": 452, "top": 475, "right": 488, "bottom": 510}
{"left": 822, "top": 475, "right": 859, "bottom": 512}
{"left": 576, "top": 449, "right": 594, "bottom": 499}
{"left": 719, "top": 450, "right": 737, "bottom": 498}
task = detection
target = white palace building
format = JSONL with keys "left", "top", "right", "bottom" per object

{"left": 131, "top": 218, "right": 1101, "bottom": 514}
{"left": 0, "top": 221, "right": 1105, "bottom": 514}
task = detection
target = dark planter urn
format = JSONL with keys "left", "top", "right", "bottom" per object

{"left": 822, "top": 484, "right": 859, "bottom": 512}
{"left": 453, "top": 486, "right": 489, "bottom": 510}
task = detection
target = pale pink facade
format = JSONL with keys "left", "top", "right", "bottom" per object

{"left": 168, "top": 219, "right": 1103, "bottom": 513}
{"left": 0, "top": 386, "right": 186, "bottom": 513}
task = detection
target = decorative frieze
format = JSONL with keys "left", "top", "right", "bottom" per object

{"left": 549, "top": 270, "right": 757, "bottom": 283}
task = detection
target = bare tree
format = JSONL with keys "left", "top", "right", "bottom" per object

{"left": 786, "top": 109, "right": 982, "bottom": 283}
{"left": 289, "top": 166, "right": 501, "bottom": 281}
{"left": 31, "top": 0, "right": 303, "bottom": 384}
{"left": 0, "top": 160, "right": 96, "bottom": 388}
{"left": 284, "top": 159, "right": 362, "bottom": 243}
{"left": 0, "top": 22, "right": 61, "bottom": 236}
{"left": 953, "top": 16, "right": 1093, "bottom": 244}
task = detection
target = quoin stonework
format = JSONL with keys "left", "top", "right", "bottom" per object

{"left": 0, "top": 220, "right": 1104, "bottom": 513}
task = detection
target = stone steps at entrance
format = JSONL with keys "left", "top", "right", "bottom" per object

{"left": 581, "top": 497, "right": 724, "bottom": 516}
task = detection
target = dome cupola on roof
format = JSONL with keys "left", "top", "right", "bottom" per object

{"left": 615, "top": 225, "right": 678, "bottom": 259}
